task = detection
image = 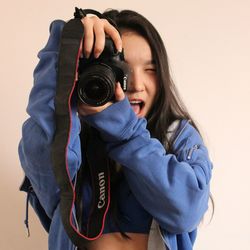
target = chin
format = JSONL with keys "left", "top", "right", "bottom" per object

{"left": 136, "top": 109, "right": 147, "bottom": 118}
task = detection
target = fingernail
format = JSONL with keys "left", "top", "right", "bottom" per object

{"left": 85, "top": 52, "right": 90, "bottom": 58}
{"left": 94, "top": 52, "right": 100, "bottom": 58}
{"left": 116, "top": 82, "right": 122, "bottom": 89}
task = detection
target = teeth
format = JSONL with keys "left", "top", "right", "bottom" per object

{"left": 130, "top": 100, "right": 142, "bottom": 104}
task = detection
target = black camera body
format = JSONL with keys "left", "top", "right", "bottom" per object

{"left": 77, "top": 37, "right": 130, "bottom": 106}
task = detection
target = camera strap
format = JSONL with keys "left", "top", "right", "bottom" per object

{"left": 51, "top": 9, "right": 111, "bottom": 248}
{"left": 74, "top": 7, "right": 119, "bottom": 31}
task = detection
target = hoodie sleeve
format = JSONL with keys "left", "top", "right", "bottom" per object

{"left": 18, "top": 20, "right": 82, "bottom": 219}
{"left": 82, "top": 97, "right": 213, "bottom": 234}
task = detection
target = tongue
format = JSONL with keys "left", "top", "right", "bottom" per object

{"left": 131, "top": 104, "right": 140, "bottom": 115}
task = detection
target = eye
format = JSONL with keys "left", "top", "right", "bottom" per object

{"left": 145, "top": 68, "right": 156, "bottom": 73}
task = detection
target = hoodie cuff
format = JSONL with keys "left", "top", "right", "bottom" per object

{"left": 81, "top": 97, "right": 147, "bottom": 142}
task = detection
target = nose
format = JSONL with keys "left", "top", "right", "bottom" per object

{"left": 128, "top": 69, "right": 145, "bottom": 93}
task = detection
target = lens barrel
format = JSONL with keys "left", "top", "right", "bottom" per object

{"left": 77, "top": 64, "right": 116, "bottom": 106}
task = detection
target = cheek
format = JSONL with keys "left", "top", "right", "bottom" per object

{"left": 147, "top": 79, "right": 158, "bottom": 100}
{"left": 153, "top": 83, "right": 158, "bottom": 97}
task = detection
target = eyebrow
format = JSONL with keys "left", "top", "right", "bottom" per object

{"left": 124, "top": 59, "right": 156, "bottom": 65}
{"left": 143, "top": 59, "right": 156, "bottom": 65}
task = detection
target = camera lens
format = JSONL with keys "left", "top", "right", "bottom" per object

{"left": 84, "top": 80, "right": 107, "bottom": 101}
{"left": 77, "top": 63, "right": 116, "bottom": 106}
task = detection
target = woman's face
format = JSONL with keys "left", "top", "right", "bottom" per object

{"left": 121, "top": 31, "right": 158, "bottom": 118}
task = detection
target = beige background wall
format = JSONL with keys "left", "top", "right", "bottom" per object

{"left": 1, "top": 0, "right": 249, "bottom": 249}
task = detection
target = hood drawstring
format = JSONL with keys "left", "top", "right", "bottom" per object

{"left": 24, "top": 186, "right": 33, "bottom": 237}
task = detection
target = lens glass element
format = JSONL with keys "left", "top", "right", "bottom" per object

{"left": 84, "top": 80, "right": 106, "bottom": 101}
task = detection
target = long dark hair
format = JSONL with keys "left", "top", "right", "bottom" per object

{"left": 102, "top": 9, "right": 201, "bottom": 152}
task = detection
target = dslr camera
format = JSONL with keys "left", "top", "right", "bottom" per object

{"left": 77, "top": 37, "right": 130, "bottom": 106}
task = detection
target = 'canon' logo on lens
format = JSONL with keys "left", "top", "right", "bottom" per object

{"left": 97, "top": 172, "right": 106, "bottom": 209}
{"left": 123, "top": 76, "right": 127, "bottom": 90}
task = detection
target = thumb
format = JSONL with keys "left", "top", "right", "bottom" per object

{"left": 115, "top": 82, "right": 125, "bottom": 101}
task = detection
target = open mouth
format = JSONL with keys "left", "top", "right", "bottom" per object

{"left": 129, "top": 100, "right": 145, "bottom": 116}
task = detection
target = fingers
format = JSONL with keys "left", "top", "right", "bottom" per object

{"left": 81, "top": 16, "right": 122, "bottom": 58}
{"left": 81, "top": 17, "right": 95, "bottom": 58}
{"left": 102, "top": 19, "right": 122, "bottom": 52}
{"left": 115, "top": 82, "right": 125, "bottom": 102}
{"left": 93, "top": 21, "right": 106, "bottom": 58}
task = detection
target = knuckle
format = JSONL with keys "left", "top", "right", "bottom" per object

{"left": 102, "top": 19, "right": 109, "bottom": 25}
{"left": 112, "top": 31, "right": 121, "bottom": 41}
{"left": 91, "top": 15, "right": 99, "bottom": 22}
{"left": 94, "top": 19, "right": 105, "bottom": 28}
{"left": 81, "top": 16, "right": 90, "bottom": 24}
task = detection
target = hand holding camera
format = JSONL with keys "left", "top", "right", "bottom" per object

{"left": 77, "top": 15, "right": 128, "bottom": 116}
{"left": 81, "top": 15, "right": 122, "bottom": 58}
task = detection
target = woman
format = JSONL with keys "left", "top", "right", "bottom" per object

{"left": 18, "top": 8, "right": 213, "bottom": 250}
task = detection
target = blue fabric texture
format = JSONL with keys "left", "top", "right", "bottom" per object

{"left": 18, "top": 20, "right": 213, "bottom": 250}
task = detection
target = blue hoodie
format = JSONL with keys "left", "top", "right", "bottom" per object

{"left": 18, "top": 20, "right": 213, "bottom": 250}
